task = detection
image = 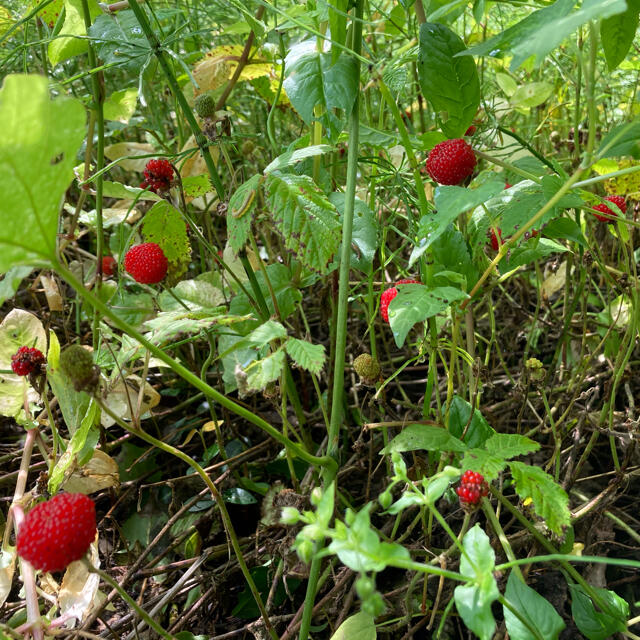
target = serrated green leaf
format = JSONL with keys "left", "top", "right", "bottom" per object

{"left": 0, "top": 75, "right": 85, "bottom": 272}
{"left": 504, "top": 572, "right": 565, "bottom": 640}
{"left": 543, "top": 217, "right": 587, "bottom": 247}
{"left": 509, "top": 461, "right": 570, "bottom": 534}
{"left": 382, "top": 424, "right": 467, "bottom": 454}
{"left": 265, "top": 144, "right": 334, "bottom": 174}
{"left": 601, "top": 0, "right": 640, "bottom": 71}
{"left": 417, "top": 22, "right": 479, "bottom": 137}
{"left": 484, "top": 433, "right": 539, "bottom": 460}
{"left": 461, "top": 449, "right": 507, "bottom": 480}
{"left": 264, "top": 172, "right": 341, "bottom": 273}
{"left": 569, "top": 584, "right": 629, "bottom": 640}
{"left": 88, "top": 10, "right": 151, "bottom": 72}
{"left": 246, "top": 350, "right": 286, "bottom": 391}
{"left": 182, "top": 175, "right": 212, "bottom": 198}
{"left": 388, "top": 284, "right": 467, "bottom": 347}
{"left": 285, "top": 338, "right": 325, "bottom": 375}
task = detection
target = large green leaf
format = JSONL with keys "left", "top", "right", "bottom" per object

{"left": 448, "top": 395, "right": 495, "bottom": 448}
{"left": 601, "top": 0, "right": 640, "bottom": 70}
{"left": 0, "top": 75, "right": 85, "bottom": 272}
{"left": 417, "top": 22, "right": 479, "bottom": 138}
{"left": 461, "top": 0, "right": 626, "bottom": 70}
{"left": 509, "top": 461, "right": 570, "bottom": 534}
{"left": 569, "top": 584, "right": 629, "bottom": 640}
{"left": 283, "top": 40, "right": 359, "bottom": 139}
{"left": 285, "top": 338, "right": 325, "bottom": 375}
{"left": 597, "top": 120, "right": 640, "bottom": 159}
{"left": 48, "top": 0, "right": 101, "bottom": 66}
{"left": 382, "top": 424, "right": 467, "bottom": 454}
{"left": 388, "top": 283, "right": 467, "bottom": 347}
{"left": 484, "top": 433, "right": 540, "bottom": 460}
{"left": 264, "top": 172, "right": 341, "bottom": 273}
{"left": 329, "top": 611, "right": 376, "bottom": 640}
{"left": 504, "top": 572, "right": 565, "bottom": 640}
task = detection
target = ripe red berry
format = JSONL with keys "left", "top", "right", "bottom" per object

{"left": 142, "top": 158, "right": 174, "bottom": 193}
{"left": 11, "top": 346, "right": 45, "bottom": 377}
{"left": 425, "top": 139, "right": 476, "bottom": 186}
{"left": 457, "top": 470, "right": 489, "bottom": 506}
{"left": 504, "top": 182, "right": 512, "bottom": 189}
{"left": 380, "top": 279, "right": 420, "bottom": 323}
{"left": 489, "top": 227, "right": 503, "bottom": 250}
{"left": 124, "top": 243, "right": 168, "bottom": 284}
{"left": 593, "top": 195, "right": 626, "bottom": 223}
{"left": 464, "top": 125, "right": 477, "bottom": 136}
{"left": 102, "top": 256, "right": 117, "bottom": 277}
{"left": 17, "top": 493, "right": 96, "bottom": 573}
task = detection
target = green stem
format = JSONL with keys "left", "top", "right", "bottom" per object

{"left": 126, "top": 0, "right": 225, "bottom": 199}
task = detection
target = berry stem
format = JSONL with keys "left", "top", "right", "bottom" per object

{"left": 480, "top": 497, "right": 524, "bottom": 582}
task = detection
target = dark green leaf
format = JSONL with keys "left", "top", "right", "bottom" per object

{"left": 569, "top": 584, "right": 629, "bottom": 640}
{"left": 601, "top": 0, "right": 640, "bottom": 70}
{"left": 223, "top": 487, "right": 257, "bottom": 504}
{"left": 504, "top": 572, "right": 565, "bottom": 640}
{"left": 597, "top": 121, "right": 640, "bottom": 159}
{"left": 543, "top": 217, "right": 587, "bottom": 247}
{"left": 382, "top": 424, "right": 467, "bottom": 454}
{"left": 388, "top": 284, "right": 467, "bottom": 347}
{"left": 448, "top": 395, "right": 495, "bottom": 448}
{"left": 285, "top": 338, "right": 326, "bottom": 375}
{"left": 484, "top": 433, "right": 540, "bottom": 460}
{"left": 503, "top": 238, "right": 568, "bottom": 272}
{"left": 461, "top": 449, "right": 507, "bottom": 480}
{"left": 417, "top": 22, "right": 479, "bottom": 137}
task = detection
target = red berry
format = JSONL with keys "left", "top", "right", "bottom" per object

{"left": 593, "top": 195, "right": 626, "bottom": 223}
{"left": 380, "top": 279, "right": 420, "bottom": 323}
{"left": 11, "top": 347, "right": 45, "bottom": 377}
{"left": 102, "top": 256, "right": 117, "bottom": 277}
{"left": 464, "top": 125, "right": 477, "bottom": 136}
{"left": 142, "top": 158, "right": 174, "bottom": 193}
{"left": 504, "top": 182, "right": 512, "bottom": 189}
{"left": 457, "top": 470, "right": 489, "bottom": 505}
{"left": 17, "top": 493, "right": 96, "bottom": 573}
{"left": 124, "top": 243, "right": 168, "bottom": 284}
{"left": 489, "top": 227, "right": 503, "bottom": 250}
{"left": 425, "top": 139, "right": 476, "bottom": 185}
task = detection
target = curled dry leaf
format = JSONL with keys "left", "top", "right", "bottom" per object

{"left": 58, "top": 539, "right": 100, "bottom": 627}
{"left": 0, "top": 545, "right": 16, "bottom": 608}
{"left": 39, "top": 274, "right": 63, "bottom": 312}
{"left": 62, "top": 449, "right": 120, "bottom": 494}
{"left": 100, "top": 374, "right": 161, "bottom": 428}
{"left": 104, "top": 142, "right": 155, "bottom": 172}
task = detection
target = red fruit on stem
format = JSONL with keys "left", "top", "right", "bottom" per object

{"left": 17, "top": 493, "right": 96, "bottom": 573}
{"left": 11, "top": 346, "right": 45, "bottom": 377}
{"left": 593, "top": 195, "right": 626, "bottom": 223}
{"left": 504, "top": 182, "right": 512, "bottom": 189}
{"left": 489, "top": 227, "right": 503, "bottom": 251}
{"left": 102, "top": 256, "right": 117, "bottom": 277}
{"left": 457, "top": 470, "right": 489, "bottom": 505}
{"left": 465, "top": 125, "right": 477, "bottom": 136}
{"left": 124, "top": 243, "right": 168, "bottom": 284}
{"left": 425, "top": 139, "right": 476, "bottom": 185}
{"left": 142, "top": 158, "right": 174, "bottom": 193}
{"left": 380, "top": 279, "right": 420, "bottom": 323}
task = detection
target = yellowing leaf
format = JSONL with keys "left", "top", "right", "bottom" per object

{"left": 62, "top": 449, "right": 120, "bottom": 494}
{"left": 100, "top": 375, "right": 160, "bottom": 428}
{"left": 104, "top": 141, "right": 154, "bottom": 172}
{"left": 103, "top": 88, "right": 138, "bottom": 123}
{"left": 58, "top": 539, "right": 100, "bottom": 623}
{"left": 0, "top": 545, "right": 16, "bottom": 608}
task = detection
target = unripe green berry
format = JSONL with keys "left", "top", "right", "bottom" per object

{"left": 280, "top": 507, "right": 300, "bottom": 525}
{"left": 297, "top": 539, "right": 313, "bottom": 564}
{"left": 353, "top": 353, "right": 381, "bottom": 385}
{"left": 59, "top": 345, "right": 100, "bottom": 392}
{"left": 378, "top": 490, "right": 392, "bottom": 510}
{"left": 194, "top": 93, "right": 215, "bottom": 119}
{"left": 241, "top": 140, "right": 255, "bottom": 155}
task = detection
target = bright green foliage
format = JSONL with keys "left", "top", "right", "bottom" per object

{"left": 0, "top": 74, "right": 85, "bottom": 272}
{"left": 48, "top": 0, "right": 101, "bottom": 65}
{"left": 246, "top": 350, "right": 285, "bottom": 391}
{"left": 227, "top": 174, "right": 262, "bottom": 252}
{"left": 509, "top": 461, "right": 570, "bottom": 534}
{"left": 284, "top": 338, "right": 325, "bottom": 375}
{"left": 417, "top": 22, "right": 479, "bottom": 138}
{"left": 383, "top": 424, "right": 467, "bottom": 454}
{"left": 601, "top": 0, "right": 640, "bottom": 70}
{"left": 484, "top": 433, "right": 540, "bottom": 459}
{"left": 569, "top": 584, "right": 629, "bottom": 640}
{"left": 328, "top": 611, "right": 376, "bottom": 640}
{"left": 504, "top": 572, "right": 565, "bottom": 640}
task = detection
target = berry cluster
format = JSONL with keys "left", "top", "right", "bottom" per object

{"left": 11, "top": 346, "right": 45, "bottom": 377}
{"left": 380, "top": 279, "right": 420, "bottom": 323}
{"left": 124, "top": 243, "right": 168, "bottom": 284}
{"left": 17, "top": 493, "right": 96, "bottom": 573}
{"left": 141, "top": 158, "right": 174, "bottom": 193}
{"left": 456, "top": 470, "right": 489, "bottom": 505}
{"left": 593, "top": 195, "right": 626, "bottom": 223}
{"left": 426, "top": 139, "right": 476, "bottom": 186}
{"left": 102, "top": 256, "right": 117, "bottom": 277}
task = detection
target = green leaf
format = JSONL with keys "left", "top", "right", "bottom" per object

{"left": 48, "top": 0, "right": 101, "bottom": 66}
{"left": 227, "top": 174, "right": 262, "bottom": 253}
{"left": 431, "top": 226, "right": 479, "bottom": 291}
{"left": 417, "top": 22, "right": 479, "bottom": 137}
{"left": 243, "top": 320, "right": 288, "bottom": 347}
{"left": 0, "top": 266, "right": 32, "bottom": 306}
{"left": 454, "top": 525, "right": 499, "bottom": 640}
{"left": 285, "top": 338, "right": 326, "bottom": 375}
{"left": 329, "top": 611, "right": 376, "bottom": 640}
{"left": 503, "top": 238, "right": 568, "bottom": 272}
{"left": 484, "top": 433, "right": 540, "bottom": 460}
{"left": 264, "top": 172, "right": 341, "bottom": 273}
{"left": 509, "top": 461, "right": 570, "bottom": 534}
{"left": 283, "top": 41, "right": 359, "bottom": 139}
{"left": 422, "top": 465, "right": 462, "bottom": 503}
{"left": 101, "top": 180, "right": 161, "bottom": 202}
{"left": 265, "top": 144, "right": 334, "bottom": 174}
{"left": 88, "top": 10, "right": 152, "bottom": 72}
{"left": 0, "top": 75, "right": 85, "bottom": 272}
{"left": 388, "top": 284, "right": 467, "bottom": 347}
{"left": 382, "top": 424, "right": 467, "bottom": 454}
{"left": 330, "top": 193, "right": 379, "bottom": 273}
{"left": 182, "top": 175, "right": 212, "bottom": 198}
{"left": 223, "top": 487, "right": 257, "bottom": 504}
{"left": 461, "top": 448, "right": 507, "bottom": 480}
{"left": 103, "top": 87, "right": 138, "bottom": 123}
{"left": 461, "top": 0, "right": 626, "bottom": 70}
{"left": 448, "top": 395, "right": 495, "bottom": 448}
{"left": 569, "top": 584, "right": 629, "bottom": 640}
{"left": 597, "top": 120, "right": 640, "bottom": 159}
{"left": 410, "top": 181, "right": 504, "bottom": 266}
{"left": 543, "top": 217, "right": 587, "bottom": 247}
{"left": 328, "top": 0, "right": 349, "bottom": 65}
{"left": 504, "top": 572, "right": 565, "bottom": 640}
{"left": 601, "top": 0, "right": 640, "bottom": 71}
{"left": 510, "top": 82, "right": 553, "bottom": 109}
{"left": 141, "top": 201, "right": 191, "bottom": 279}
{"left": 246, "top": 350, "right": 286, "bottom": 391}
